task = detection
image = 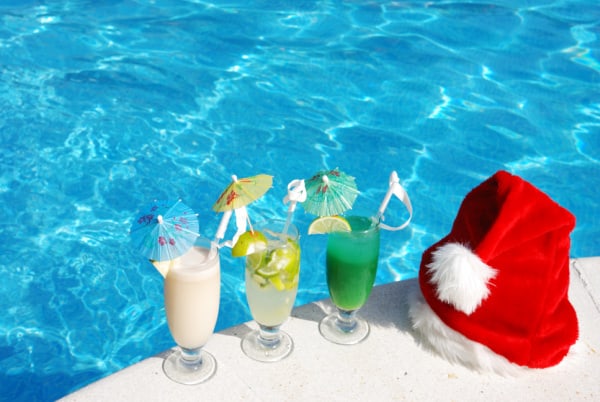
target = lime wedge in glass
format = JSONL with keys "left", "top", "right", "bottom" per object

{"left": 307, "top": 216, "right": 351, "bottom": 235}
{"left": 269, "top": 275, "right": 286, "bottom": 291}
{"left": 247, "top": 251, "right": 266, "bottom": 271}
{"left": 256, "top": 263, "right": 279, "bottom": 277}
{"left": 232, "top": 230, "right": 268, "bottom": 257}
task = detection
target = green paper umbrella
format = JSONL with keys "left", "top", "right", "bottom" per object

{"left": 302, "top": 168, "right": 359, "bottom": 217}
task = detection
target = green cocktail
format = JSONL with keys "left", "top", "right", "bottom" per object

{"left": 326, "top": 216, "right": 380, "bottom": 310}
{"left": 320, "top": 216, "right": 380, "bottom": 344}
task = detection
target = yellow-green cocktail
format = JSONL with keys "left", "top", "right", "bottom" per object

{"left": 245, "top": 237, "right": 300, "bottom": 327}
{"left": 238, "top": 220, "right": 300, "bottom": 362}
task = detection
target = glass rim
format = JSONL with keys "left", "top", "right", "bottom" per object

{"left": 340, "top": 215, "right": 379, "bottom": 235}
{"left": 192, "top": 235, "right": 214, "bottom": 247}
{"left": 187, "top": 235, "right": 220, "bottom": 264}
{"left": 252, "top": 218, "right": 299, "bottom": 240}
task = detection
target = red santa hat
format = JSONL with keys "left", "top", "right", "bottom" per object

{"left": 409, "top": 170, "right": 578, "bottom": 375}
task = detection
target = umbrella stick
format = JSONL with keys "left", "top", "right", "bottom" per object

{"left": 246, "top": 214, "right": 255, "bottom": 234}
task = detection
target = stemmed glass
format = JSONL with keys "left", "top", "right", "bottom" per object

{"left": 319, "top": 216, "right": 380, "bottom": 344}
{"left": 162, "top": 236, "right": 220, "bottom": 384}
{"left": 241, "top": 219, "right": 301, "bottom": 362}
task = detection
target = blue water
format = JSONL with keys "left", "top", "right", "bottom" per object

{"left": 1, "top": 0, "right": 599, "bottom": 400}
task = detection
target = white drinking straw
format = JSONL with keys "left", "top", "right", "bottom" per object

{"left": 374, "top": 171, "right": 413, "bottom": 231}
{"left": 211, "top": 206, "right": 250, "bottom": 255}
{"left": 282, "top": 179, "right": 306, "bottom": 234}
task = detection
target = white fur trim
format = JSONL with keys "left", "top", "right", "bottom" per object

{"left": 427, "top": 243, "right": 497, "bottom": 315}
{"left": 408, "top": 287, "right": 525, "bottom": 376}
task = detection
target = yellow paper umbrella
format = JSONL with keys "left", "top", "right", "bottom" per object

{"left": 212, "top": 174, "right": 273, "bottom": 247}
{"left": 212, "top": 174, "right": 273, "bottom": 212}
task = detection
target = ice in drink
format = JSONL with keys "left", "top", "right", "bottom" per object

{"left": 245, "top": 237, "right": 300, "bottom": 327}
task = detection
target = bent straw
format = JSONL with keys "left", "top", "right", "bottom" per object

{"left": 210, "top": 209, "right": 231, "bottom": 257}
{"left": 374, "top": 171, "right": 413, "bottom": 231}
{"left": 209, "top": 207, "right": 250, "bottom": 259}
{"left": 282, "top": 179, "right": 306, "bottom": 234}
{"left": 212, "top": 207, "right": 250, "bottom": 249}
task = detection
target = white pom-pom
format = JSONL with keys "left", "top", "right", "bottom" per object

{"left": 427, "top": 243, "right": 497, "bottom": 315}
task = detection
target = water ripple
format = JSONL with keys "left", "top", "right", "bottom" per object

{"left": 1, "top": 1, "right": 599, "bottom": 400}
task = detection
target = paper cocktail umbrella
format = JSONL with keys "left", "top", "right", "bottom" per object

{"left": 130, "top": 199, "right": 199, "bottom": 261}
{"left": 212, "top": 174, "right": 273, "bottom": 248}
{"left": 302, "top": 168, "right": 359, "bottom": 217}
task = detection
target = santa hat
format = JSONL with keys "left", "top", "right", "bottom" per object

{"left": 409, "top": 170, "right": 578, "bottom": 375}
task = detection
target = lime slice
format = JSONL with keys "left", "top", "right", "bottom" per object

{"left": 247, "top": 251, "right": 266, "bottom": 271}
{"left": 267, "top": 245, "right": 299, "bottom": 273}
{"left": 250, "top": 239, "right": 301, "bottom": 290}
{"left": 269, "top": 275, "right": 286, "bottom": 291}
{"left": 284, "top": 274, "right": 299, "bottom": 290}
{"left": 256, "top": 264, "right": 279, "bottom": 277}
{"left": 307, "top": 216, "right": 351, "bottom": 235}
{"left": 150, "top": 258, "right": 179, "bottom": 278}
{"left": 232, "top": 230, "right": 268, "bottom": 257}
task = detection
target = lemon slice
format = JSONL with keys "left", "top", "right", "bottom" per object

{"left": 307, "top": 216, "right": 351, "bottom": 235}
{"left": 150, "top": 258, "right": 179, "bottom": 278}
{"left": 232, "top": 230, "right": 268, "bottom": 257}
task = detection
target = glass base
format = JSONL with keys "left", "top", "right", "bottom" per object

{"left": 319, "top": 312, "right": 370, "bottom": 345}
{"left": 241, "top": 329, "right": 293, "bottom": 362}
{"left": 162, "top": 348, "right": 216, "bottom": 385}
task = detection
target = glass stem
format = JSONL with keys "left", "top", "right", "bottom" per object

{"left": 336, "top": 309, "right": 358, "bottom": 333}
{"left": 257, "top": 325, "right": 282, "bottom": 349}
{"left": 179, "top": 346, "right": 203, "bottom": 368}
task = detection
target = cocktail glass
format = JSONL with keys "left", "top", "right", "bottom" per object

{"left": 162, "top": 236, "right": 220, "bottom": 384}
{"left": 319, "top": 216, "right": 380, "bottom": 345}
{"left": 241, "top": 219, "right": 301, "bottom": 362}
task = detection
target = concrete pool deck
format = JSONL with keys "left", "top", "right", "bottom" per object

{"left": 62, "top": 257, "right": 600, "bottom": 401}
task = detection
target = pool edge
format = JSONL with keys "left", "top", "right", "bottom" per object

{"left": 60, "top": 257, "right": 600, "bottom": 401}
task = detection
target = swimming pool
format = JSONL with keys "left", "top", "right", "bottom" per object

{"left": 1, "top": 0, "right": 598, "bottom": 400}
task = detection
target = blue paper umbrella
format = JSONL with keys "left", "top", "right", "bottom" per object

{"left": 130, "top": 199, "right": 199, "bottom": 261}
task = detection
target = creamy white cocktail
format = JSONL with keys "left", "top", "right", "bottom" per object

{"left": 164, "top": 245, "right": 220, "bottom": 349}
{"left": 161, "top": 237, "right": 220, "bottom": 384}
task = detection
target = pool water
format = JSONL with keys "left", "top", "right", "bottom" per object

{"left": 1, "top": 0, "right": 599, "bottom": 400}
